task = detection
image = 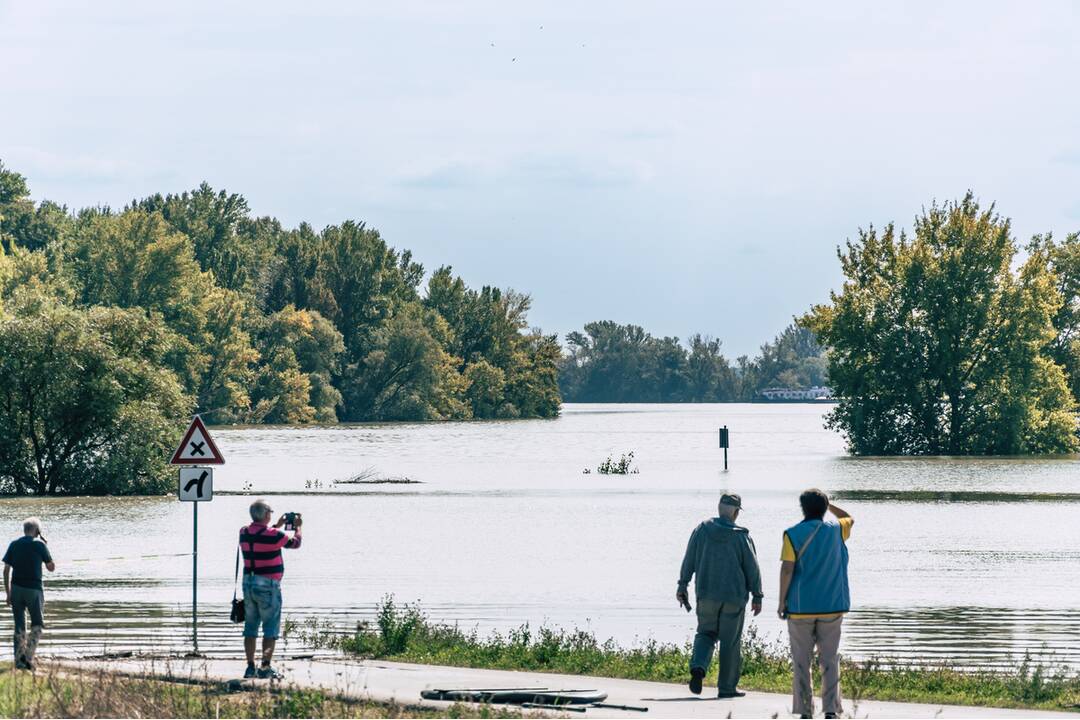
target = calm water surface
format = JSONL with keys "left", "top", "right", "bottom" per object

{"left": 3, "top": 404, "right": 1078, "bottom": 669}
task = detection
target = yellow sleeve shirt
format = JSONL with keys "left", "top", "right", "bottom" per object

{"left": 781, "top": 517, "right": 853, "bottom": 619}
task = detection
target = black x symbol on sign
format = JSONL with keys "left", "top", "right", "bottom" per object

{"left": 189, "top": 441, "right": 206, "bottom": 456}
{"left": 184, "top": 470, "right": 209, "bottom": 497}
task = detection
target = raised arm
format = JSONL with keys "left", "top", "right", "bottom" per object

{"left": 828, "top": 502, "right": 852, "bottom": 522}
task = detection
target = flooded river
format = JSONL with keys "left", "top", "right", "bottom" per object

{"left": 3, "top": 404, "right": 1078, "bottom": 670}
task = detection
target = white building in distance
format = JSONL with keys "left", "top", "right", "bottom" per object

{"left": 759, "top": 386, "right": 833, "bottom": 401}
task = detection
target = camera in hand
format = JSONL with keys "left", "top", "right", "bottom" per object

{"left": 284, "top": 512, "right": 300, "bottom": 531}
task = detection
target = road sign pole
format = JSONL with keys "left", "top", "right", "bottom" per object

{"left": 171, "top": 416, "right": 222, "bottom": 659}
{"left": 193, "top": 499, "right": 199, "bottom": 654}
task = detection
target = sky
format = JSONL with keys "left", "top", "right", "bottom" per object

{"left": 2, "top": 1, "right": 1079, "bottom": 357}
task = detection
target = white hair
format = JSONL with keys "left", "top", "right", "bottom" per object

{"left": 23, "top": 517, "right": 42, "bottom": 536}
{"left": 249, "top": 500, "right": 272, "bottom": 522}
{"left": 716, "top": 502, "right": 738, "bottom": 521}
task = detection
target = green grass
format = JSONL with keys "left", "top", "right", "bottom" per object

{"left": 299, "top": 596, "right": 1080, "bottom": 713}
{"left": 0, "top": 662, "right": 523, "bottom": 718}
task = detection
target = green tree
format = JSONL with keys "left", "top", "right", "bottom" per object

{"left": 1029, "top": 232, "right": 1080, "bottom": 404}
{"left": 743, "top": 324, "right": 828, "bottom": 399}
{"left": 1, "top": 160, "right": 73, "bottom": 254}
{"left": 1, "top": 243, "right": 73, "bottom": 306}
{"left": 560, "top": 321, "right": 655, "bottom": 402}
{"left": 67, "top": 210, "right": 259, "bottom": 420}
{"left": 251, "top": 305, "right": 345, "bottom": 423}
{"left": 463, "top": 359, "right": 506, "bottom": 418}
{"left": 309, "top": 221, "right": 423, "bottom": 356}
{"left": 133, "top": 183, "right": 274, "bottom": 294}
{"left": 685, "top": 334, "right": 736, "bottom": 401}
{"left": 501, "top": 331, "right": 562, "bottom": 417}
{"left": 263, "top": 223, "right": 320, "bottom": 313}
{"left": 560, "top": 321, "right": 691, "bottom": 403}
{"left": 803, "top": 193, "right": 1076, "bottom": 455}
{"left": 0, "top": 295, "right": 191, "bottom": 495}
{"left": 342, "top": 304, "right": 469, "bottom": 421}
{"left": 426, "top": 266, "right": 560, "bottom": 417}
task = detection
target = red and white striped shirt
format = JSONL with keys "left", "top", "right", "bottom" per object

{"left": 239, "top": 523, "right": 301, "bottom": 582}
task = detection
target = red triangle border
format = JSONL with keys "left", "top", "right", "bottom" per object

{"left": 170, "top": 415, "right": 226, "bottom": 465}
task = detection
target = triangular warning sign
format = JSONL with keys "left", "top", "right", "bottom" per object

{"left": 170, "top": 415, "right": 225, "bottom": 465}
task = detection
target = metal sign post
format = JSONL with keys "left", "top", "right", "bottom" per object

{"left": 193, "top": 500, "right": 198, "bottom": 653}
{"left": 719, "top": 425, "right": 729, "bottom": 471}
{"left": 177, "top": 466, "right": 213, "bottom": 654}
{"left": 172, "top": 416, "right": 224, "bottom": 657}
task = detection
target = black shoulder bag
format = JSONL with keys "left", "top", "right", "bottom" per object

{"left": 230, "top": 537, "right": 246, "bottom": 623}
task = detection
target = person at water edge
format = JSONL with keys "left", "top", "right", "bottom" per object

{"left": 676, "top": 492, "right": 763, "bottom": 698}
{"left": 3, "top": 517, "right": 56, "bottom": 670}
{"left": 778, "top": 489, "right": 854, "bottom": 720}
{"left": 240, "top": 500, "right": 302, "bottom": 679}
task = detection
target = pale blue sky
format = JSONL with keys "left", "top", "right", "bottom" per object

{"left": 3, "top": 1, "right": 1079, "bottom": 356}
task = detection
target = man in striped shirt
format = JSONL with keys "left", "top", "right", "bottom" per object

{"left": 240, "top": 499, "right": 302, "bottom": 679}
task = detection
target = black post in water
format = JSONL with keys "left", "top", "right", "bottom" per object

{"left": 192, "top": 501, "right": 199, "bottom": 654}
{"left": 719, "top": 425, "right": 729, "bottom": 471}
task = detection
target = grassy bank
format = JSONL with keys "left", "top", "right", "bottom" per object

{"left": 293, "top": 597, "right": 1080, "bottom": 713}
{"left": 0, "top": 662, "right": 520, "bottom": 719}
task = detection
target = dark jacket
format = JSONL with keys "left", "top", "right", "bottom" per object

{"left": 677, "top": 516, "right": 763, "bottom": 604}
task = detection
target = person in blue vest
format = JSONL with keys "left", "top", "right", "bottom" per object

{"left": 778, "top": 489, "right": 854, "bottom": 719}
{"left": 677, "top": 492, "right": 763, "bottom": 699}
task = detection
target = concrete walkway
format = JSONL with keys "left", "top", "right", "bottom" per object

{"left": 63, "top": 655, "right": 1076, "bottom": 719}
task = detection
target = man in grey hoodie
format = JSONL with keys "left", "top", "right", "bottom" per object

{"left": 676, "top": 493, "right": 763, "bottom": 698}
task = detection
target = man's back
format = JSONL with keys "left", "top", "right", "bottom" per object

{"left": 3, "top": 536, "right": 52, "bottom": 591}
{"left": 679, "top": 517, "right": 762, "bottom": 604}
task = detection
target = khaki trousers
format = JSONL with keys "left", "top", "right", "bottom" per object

{"left": 787, "top": 615, "right": 843, "bottom": 716}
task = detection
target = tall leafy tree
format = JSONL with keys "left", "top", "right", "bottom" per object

{"left": 67, "top": 209, "right": 258, "bottom": 421}
{"left": 685, "top": 334, "right": 736, "bottom": 402}
{"left": 0, "top": 294, "right": 190, "bottom": 495}
{"left": 309, "top": 221, "right": 423, "bottom": 356}
{"left": 1029, "top": 232, "right": 1080, "bottom": 404}
{"left": 426, "top": 266, "right": 559, "bottom": 417}
{"left": 251, "top": 305, "right": 345, "bottom": 423}
{"left": 0, "top": 160, "right": 72, "bottom": 254}
{"left": 342, "top": 303, "right": 468, "bottom": 421}
{"left": 803, "top": 193, "right": 1076, "bottom": 455}
{"left": 133, "top": 183, "right": 273, "bottom": 294}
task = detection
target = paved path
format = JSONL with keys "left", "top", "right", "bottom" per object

{"left": 63, "top": 655, "right": 1076, "bottom": 718}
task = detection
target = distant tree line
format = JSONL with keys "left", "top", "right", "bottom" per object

{"left": 0, "top": 160, "right": 559, "bottom": 494}
{"left": 558, "top": 322, "right": 826, "bottom": 402}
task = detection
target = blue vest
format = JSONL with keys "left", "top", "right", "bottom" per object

{"left": 784, "top": 519, "right": 850, "bottom": 614}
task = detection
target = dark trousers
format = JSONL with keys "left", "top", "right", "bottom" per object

{"left": 690, "top": 599, "right": 745, "bottom": 693}
{"left": 10, "top": 584, "right": 44, "bottom": 663}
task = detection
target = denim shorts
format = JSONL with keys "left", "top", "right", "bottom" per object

{"left": 242, "top": 574, "right": 283, "bottom": 639}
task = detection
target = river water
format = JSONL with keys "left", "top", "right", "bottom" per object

{"left": 2, "top": 404, "right": 1078, "bottom": 670}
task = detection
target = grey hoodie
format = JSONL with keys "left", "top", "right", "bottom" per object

{"left": 677, "top": 516, "right": 763, "bottom": 604}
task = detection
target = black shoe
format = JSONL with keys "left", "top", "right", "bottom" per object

{"left": 825, "top": 714, "right": 839, "bottom": 719}
{"left": 688, "top": 667, "right": 705, "bottom": 695}
{"left": 717, "top": 689, "right": 746, "bottom": 698}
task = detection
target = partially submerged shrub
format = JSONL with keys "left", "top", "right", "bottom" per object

{"left": 588, "top": 451, "right": 639, "bottom": 475}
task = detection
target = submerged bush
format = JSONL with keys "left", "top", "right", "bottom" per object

{"left": 589, "top": 451, "right": 640, "bottom": 475}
